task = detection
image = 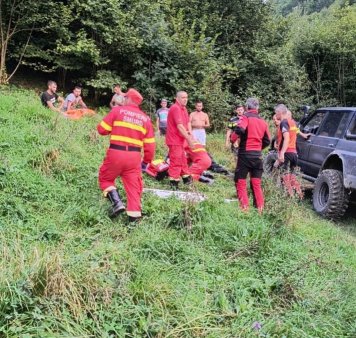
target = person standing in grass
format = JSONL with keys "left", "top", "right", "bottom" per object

{"left": 156, "top": 99, "right": 169, "bottom": 136}
{"left": 225, "top": 104, "right": 245, "bottom": 154}
{"left": 275, "top": 104, "right": 304, "bottom": 198}
{"left": 232, "top": 98, "right": 270, "bottom": 213}
{"left": 166, "top": 91, "right": 194, "bottom": 190}
{"left": 110, "top": 84, "right": 124, "bottom": 108}
{"left": 40, "top": 80, "right": 64, "bottom": 113}
{"left": 188, "top": 100, "right": 210, "bottom": 145}
{"left": 97, "top": 89, "right": 155, "bottom": 222}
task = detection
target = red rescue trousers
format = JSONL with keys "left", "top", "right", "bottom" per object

{"left": 99, "top": 149, "right": 142, "bottom": 217}
{"left": 168, "top": 145, "right": 190, "bottom": 180}
{"left": 190, "top": 154, "right": 212, "bottom": 180}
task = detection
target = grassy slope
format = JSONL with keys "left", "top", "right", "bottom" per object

{"left": 0, "top": 88, "right": 355, "bottom": 338}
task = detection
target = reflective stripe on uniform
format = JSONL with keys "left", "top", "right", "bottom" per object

{"left": 143, "top": 137, "right": 155, "bottom": 144}
{"left": 100, "top": 121, "right": 112, "bottom": 131}
{"left": 192, "top": 148, "right": 206, "bottom": 152}
{"left": 113, "top": 121, "right": 147, "bottom": 134}
{"left": 110, "top": 135, "right": 143, "bottom": 147}
{"left": 127, "top": 211, "right": 142, "bottom": 217}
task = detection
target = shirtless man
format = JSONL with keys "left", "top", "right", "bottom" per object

{"left": 188, "top": 101, "right": 210, "bottom": 145}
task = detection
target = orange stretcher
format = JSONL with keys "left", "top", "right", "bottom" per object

{"left": 64, "top": 108, "right": 96, "bottom": 120}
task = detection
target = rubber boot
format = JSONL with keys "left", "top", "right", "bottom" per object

{"left": 290, "top": 174, "right": 304, "bottom": 199}
{"left": 182, "top": 175, "right": 193, "bottom": 185}
{"left": 250, "top": 180, "right": 257, "bottom": 208}
{"left": 250, "top": 178, "right": 264, "bottom": 214}
{"left": 169, "top": 180, "right": 179, "bottom": 190}
{"left": 236, "top": 179, "right": 249, "bottom": 211}
{"left": 107, "top": 189, "right": 125, "bottom": 219}
{"left": 128, "top": 216, "right": 142, "bottom": 223}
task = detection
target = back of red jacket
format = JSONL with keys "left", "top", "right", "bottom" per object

{"left": 233, "top": 110, "right": 270, "bottom": 156}
{"left": 97, "top": 104, "right": 155, "bottom": 163}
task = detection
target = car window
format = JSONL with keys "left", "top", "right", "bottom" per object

{"left": 318, "top": 112, "right": 348, "bottom": 138}
{"left": 347, "top": 117, "right": 356, "bottom": 136}
{"left": 302, "top": 112, "right": 325, "bottom": 134}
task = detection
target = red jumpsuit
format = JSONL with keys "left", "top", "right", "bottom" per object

{"left": 97, "top": 104, "right": 155, "bottom": 218}
{"left": 165, "top": 102, "right": 190, "bottom": 181}
{"left": 185, "top": 142, "right": 212, "bottom": 180}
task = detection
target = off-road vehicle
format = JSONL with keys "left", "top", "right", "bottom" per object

{"left": 265, "top": 107, "right": 356, "bottom": 220}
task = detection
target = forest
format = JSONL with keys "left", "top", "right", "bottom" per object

{"left": 1, "top": 0, "right": 356, "bottom": 125}
{"left": 1, "top": 1, "right": 356, "bottom": 336}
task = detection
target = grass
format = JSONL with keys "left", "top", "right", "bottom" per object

{"left": 0, "top": 87, "right": 355, "bottom": 337}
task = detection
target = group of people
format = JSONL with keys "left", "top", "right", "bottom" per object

{"left": 41, "top": 81, "right": 88, "bottom": 113}
{"left": 40, "top": 81, "right": 305, "bottom": 222}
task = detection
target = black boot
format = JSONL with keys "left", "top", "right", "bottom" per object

{"left": 128, "top": 216, "right": 142, "bottom": 223}
{"left": 170, "top": 180, "right": 179, "bottom": 190}
{"left": 182, "top": 175, "right": 193, "bottom": 185}
{"left": 107, "top": 189, "right": 125, "bottom": 219}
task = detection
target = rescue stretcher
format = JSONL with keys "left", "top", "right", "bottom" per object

{"left": 64, "top": 108, "right": 96, "bottom": 120}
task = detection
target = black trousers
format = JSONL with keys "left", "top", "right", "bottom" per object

{"left": 279, "top": 152, "right": 298, "bottom": 173}
{"left": 234, "top": 154, "right": 263, "bottom": 182}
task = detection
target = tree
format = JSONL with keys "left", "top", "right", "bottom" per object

{"left": 0, "top": 0, "right": 55, "bottom": 84}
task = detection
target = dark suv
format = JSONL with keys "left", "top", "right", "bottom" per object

{"left": 296, "top": 107, "right": 356, "bottom": 219}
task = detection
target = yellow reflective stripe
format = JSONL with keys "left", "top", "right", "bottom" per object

{"left": 192, "top": 148, "right": 206, "bottom": 152}
{"left": 152, "top": 159, "right": 164, "bottom": 165}
{"left": 110, "top": 135, "right": 143, "bottom": 146}
{"left": 100, "top": 121, "right": 112, "bottom": 131}
{"left": 290, "top": 127, "right": 298, "bottom": 131}
{"left": 127, "top": 211, "right": 141, "bottom": 217}
{"left": 113, "top": 121, "right": 147, "bottom": 134}
{"left": 143, "top": 137, "right": 155, "bottom": 144}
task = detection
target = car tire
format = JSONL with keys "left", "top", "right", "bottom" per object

{"left": 263, "top": 151, "right": 278, "bottom": 175}
{"left": 313, "top": 169, "right": 349, "bottom": 220}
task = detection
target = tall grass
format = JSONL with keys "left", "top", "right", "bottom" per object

{"left": 0, "top": 88, "right": 355, "bottom": 337}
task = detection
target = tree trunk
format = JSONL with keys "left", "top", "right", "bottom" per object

{"left": 58, "top": 67, "right": 67, "bottom": 89}
{"left": 0, "top": 43, "right": 9, "bottom": 84}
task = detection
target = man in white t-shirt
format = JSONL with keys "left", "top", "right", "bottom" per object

{"left": 110, "top": 84, "right": 125, "bottom": 108}
{"left": 63, "top": 86, "right": 87, "bottom": 112}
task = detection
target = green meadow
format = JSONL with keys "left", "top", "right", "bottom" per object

{"left": 0, "top": 88, "right": 355, "bottom": 337}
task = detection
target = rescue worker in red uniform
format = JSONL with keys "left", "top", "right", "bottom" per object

{"left": 232, "top": 98, "right": 270, "bottom": 213}
{"left": 275, "top": 104, "right": 303, "bottom": 198}
{"left": 185, "top": 141, "right": 212, "bottom": 182}
{"left": 97, "top": 89, "right": 155, "bottom": 222}
{"left": 166, "top": 91, "right": 194, "bottom": 189}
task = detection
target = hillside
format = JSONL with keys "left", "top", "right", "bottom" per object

{"left": 0, "top": 88, "right": 355, "bottom": 337}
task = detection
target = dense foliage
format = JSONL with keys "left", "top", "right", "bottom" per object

{"left": 0, "top": 88, "right": 356, "bottom": 336}
{"left": 1, "top": 0, "right": 356, "bottom": 125}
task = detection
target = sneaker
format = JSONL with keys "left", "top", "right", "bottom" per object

{"left": 199, "top": 176, "right": 214, "bottom": 185}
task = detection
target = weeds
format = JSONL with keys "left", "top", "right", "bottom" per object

{"left": 0, "top": 89, "right": 355, "bottom": 337}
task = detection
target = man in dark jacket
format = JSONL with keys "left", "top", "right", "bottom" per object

{"left": 231, "top": 98, "right": 270, "bottom": 213}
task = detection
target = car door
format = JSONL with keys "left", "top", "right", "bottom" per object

{"left": 307, "top": 111, "right": 351, "bottom": 177}
{"left": 297, "top": 111, "right": 326, "bottom": 175}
